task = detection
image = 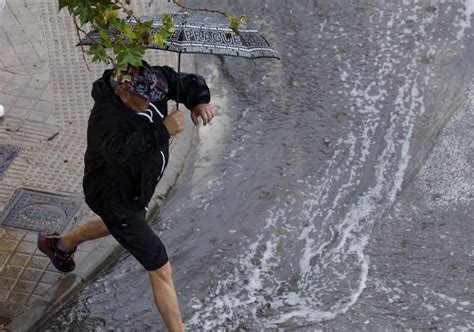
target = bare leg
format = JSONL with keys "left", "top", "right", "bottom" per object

{"left": 59, "top": 215, "right": 110, "bottom": 251}
{"left": 148, "top": 261, "right": 184, "bottom": 332}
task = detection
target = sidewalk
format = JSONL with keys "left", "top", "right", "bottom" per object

{"left": 0, "top": 1, "right": 196, "bottom": 330}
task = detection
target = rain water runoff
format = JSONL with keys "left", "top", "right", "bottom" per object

{"left": 42, "top": 1, "right": 473, "bottom": 330}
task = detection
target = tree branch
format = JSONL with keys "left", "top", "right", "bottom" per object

{"left": 171, "top": 0, "right": 231, "bottom": 18}
{"left": 73, "top": 16, "right": 91, "bottom": 71}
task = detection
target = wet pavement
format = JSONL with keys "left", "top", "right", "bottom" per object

{"left": 42, "top": 0, "right": 473, "bottom": 330}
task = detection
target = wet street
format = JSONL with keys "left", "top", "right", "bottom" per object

{"left": 42, "top": 0, "right": 473, "bottom": 330}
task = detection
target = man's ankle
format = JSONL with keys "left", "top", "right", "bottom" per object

{"left": 57, "top": 237, "right": 74, "bottom": 252}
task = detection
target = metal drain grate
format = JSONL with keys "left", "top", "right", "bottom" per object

{"left": 0, "top": 145, "right": 19, "bottom": 178}
{"left": 0, "top": 189, "right": 82, "bottom": 232}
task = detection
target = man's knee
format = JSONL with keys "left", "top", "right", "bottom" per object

{"left": 149, "top": 261, "right": 172, "bottom": 281}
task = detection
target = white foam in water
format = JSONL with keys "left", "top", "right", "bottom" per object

{"left": 186, "top": 4, "right": 440, "bottom": 329}
{"left": 457, "top": 0, "right": 474, "bottom": 39}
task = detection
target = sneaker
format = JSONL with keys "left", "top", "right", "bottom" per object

{"left": 37, "top": 232, "right": 77, "bottom": 273}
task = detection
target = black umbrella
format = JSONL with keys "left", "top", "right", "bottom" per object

{"left": 78, "top": 12, "right": 279, "bottom": 108}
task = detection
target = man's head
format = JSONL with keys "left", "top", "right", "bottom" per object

{"left": 110, "top": 62, "right": 161, "bottom": 113}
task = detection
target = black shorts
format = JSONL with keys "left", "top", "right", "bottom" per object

{"left": 100, "top": 209, "right": 169, "bottom": 271}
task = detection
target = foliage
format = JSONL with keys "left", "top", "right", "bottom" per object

{"left": 58, "top": 0, "right": 244, "bottom": 71}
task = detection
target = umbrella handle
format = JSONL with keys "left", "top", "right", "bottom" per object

{"left": 176, "top": 52, "right": 181, "bottom": 111}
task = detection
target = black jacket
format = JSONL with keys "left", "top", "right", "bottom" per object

{"left": 83, "top": 66, "right": 210, "bottom": 221}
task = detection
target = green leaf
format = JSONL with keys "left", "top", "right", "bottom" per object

{"left": 229, "top": 15, "right": 240, "bottom": 35}
{"left": 134, "top": 43, "right": 147, "bottom": 54}
{"left": 150, "top": 33, "right": 165, "bottom": 46}
{"left": 136, "top": 20, "right": 153, "bottom": 34}
{"left": 74, "top": 6, "right": 92, "bottom": 25}
{"left": 116, "top": 47, "right": 143, "bottom": 67}
{"left": 102, "top": 8, "right": 118, "bottom": 25}
{"left": 113, "top": 40, "right": 127, "bottom": 55}
{"left": 162, "top": 13, "right": 173, "bottom": 29}
{"left": 112, "top": 19, "right": 127, "bottom": 32}
{"left": 88, "top": 44, "right": 108, "bottom": 63}
{"left": 99, "top": 29, "right": 112, "bottom": 48}
{"left": 122, "top": 24, "right": 136, "bottom": 41}
{"left": 111, "top": 18, "right": 121, "bottom": 30}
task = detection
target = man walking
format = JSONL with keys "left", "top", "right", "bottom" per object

{"left": 38, "top": 61, "right": 214, "bottom": 331}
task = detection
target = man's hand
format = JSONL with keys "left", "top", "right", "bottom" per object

{"left": 163, "top": 106, "right": 184, "bottom": 136}
{"left": 191, "top": 103, "right": 214, "bottom": 126}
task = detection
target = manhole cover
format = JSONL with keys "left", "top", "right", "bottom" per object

{"left": 0, "top": 145, "right": 19, "bottom": 178}
{"left": 0, "top": 189, "right": 81, "bottom": 232}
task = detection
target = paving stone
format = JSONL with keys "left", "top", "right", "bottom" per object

{"left": 6, "top": 3, "right": 33, "bottom": 16}
{"left": 27, "top": 256, "right": 49, "bottom": 270}
{"left": 1, "top": 265, "right": 23, "bottom": 279}
{"left": 12, "top": 13, "right": 36, "bottom": 26}
{"left": 0, "top": 289, "right": 9, "bottom": 302}
{"left": 0, "top": 71, "right": 14, "bottom": 83}
{"left": 32, "top": 282, "right": 52, "bottom": 295}
{"left": 18, "top": 267, "right": 42, "bottom": 282}
{"left": 24, "top": 88, "right": 46, "bottom": 100}
{"left": 31, "top": 42, "right": 48, "bottom": 60}
{"left": 14, "top": 46, "right": 40, "bottom": 65}
{"left": 8, "top": 292, "right": 29, "bottom": 304}
{"left": 7, "top": 107, "right": 30, "bottom": 120}
{"left": 27, "top": 294, "right": 42, "bottom": 305}
{"left": 0, "top": 239, "right": 18, "bottom": 252}
{"left": 15, "top": 98, "right": 37, "bottom": 110}
{"left": 39, "top": 271, "right": 61, "bottom": 285}
{"left": 23, "top": 231, "right": 38, "bottom": 243}
{"left": 75, "top": 238, "right": 100, "bottom": 253}
{"left": 3, "top": 228, "right": 25, "bottom": 241}
{"left": 46, "top": 263, "right": 60, "bottom": 273}
{"left": 8, "top": 74, "right": 31, "bottom": 87}
{"left": 0, "top": 30, "right": 8, "bottom": 43}
{"left": 0, "top": 49, "right": 23, "bottom": 67}
{"left": 73, "top": 250, "right": 88, "bottom": 264}
{"left": 3, "top": 88, "right": 20, "bottom": 103}
{"left": 7, "top": 63, "right": 42, "bottom": 76}
{"left": 28, "top": 77, "right": 49, "bottom": 90}
{"left": 0, "top": 145, "right": 20, "bottom": 178}
{"left": 15, "top": 241, "right": 36, "bottom": 254}
{"left": 0, "top": 277, "right": 16, "bottom": 291}
{"left": 0, "top": 252, "right": 10, "bottom": 265}
{"left": 8, "top": 253, "right": 29, "bottom": 266}
{"left": 0, "top": 94, "right": 19, "bottom": 109}
{"left": 16, "top": 107, "right": 49, "bottom": 123}
{"left": 12, "top": 280, "right": 36, "bottom": 294}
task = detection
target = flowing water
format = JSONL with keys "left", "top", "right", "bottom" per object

{"left": 42, "top": 0, "right": 474, "bottom": 330}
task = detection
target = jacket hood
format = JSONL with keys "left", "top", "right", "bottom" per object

{"left": 91, "top": 69, "right": 119, "bottom": 104}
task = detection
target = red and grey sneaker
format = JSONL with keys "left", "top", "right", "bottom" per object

{"left": 37, "top": 232, "right": 77, "bottom": 273}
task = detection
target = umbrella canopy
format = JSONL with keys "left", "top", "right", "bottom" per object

{"left": 78, "top": 12, "right": 278, "bottom": 109}
{"left": 79, "top": 12, "right": 279, "bottom": 59}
